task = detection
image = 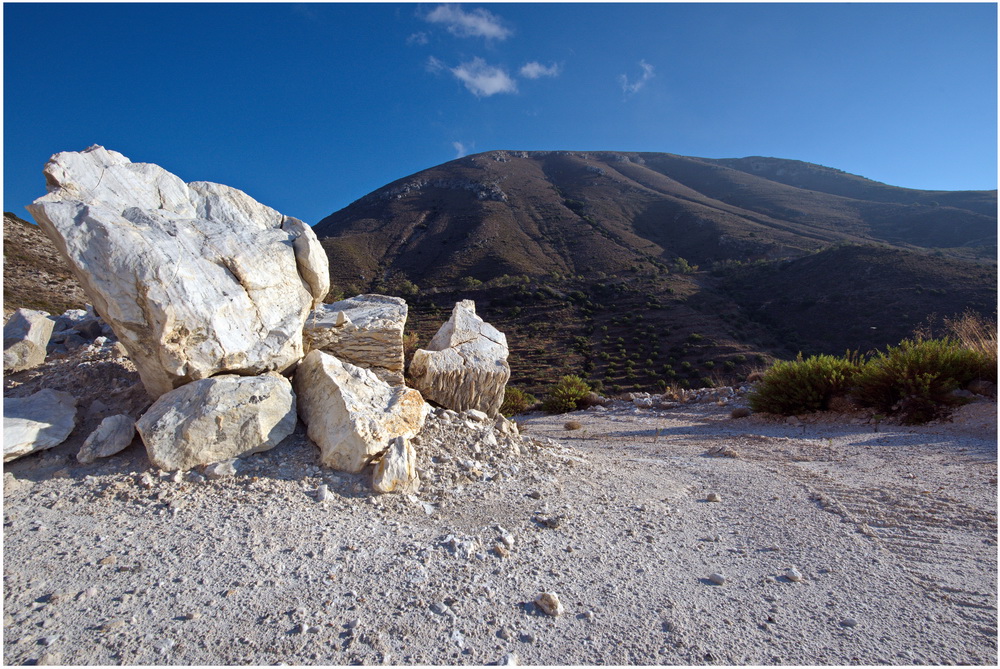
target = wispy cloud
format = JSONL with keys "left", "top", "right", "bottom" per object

{"left": 520, "top": 61, "right": 561, "bottom": 79}
{"left": 451, "top": 57, "right": 517, "bottom": 97}
{"left": 426, "top": 55, "right": 447, "bottom": 74}
{"left": 453, "top": 141, "right": 471, "bottom": 158}
{"left": 425, "top": 4, "right": 512, "bottom": 41}
{"left": 619, "top": 60, "right": 655, "bottom": 96}
{"left": 407, "top": 31, "right": 429, "bottom": 46}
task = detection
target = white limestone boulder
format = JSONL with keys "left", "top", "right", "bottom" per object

{"left": 294, "top": 350, "right": 426, "bottom": 473}
{"left": 3, "top": 389, "right": 77, "bottom": 462}
{"left": 135, "top": 372, "right": 296, "bottom": 471}
{"left": 409, "top": 300, "right": 510, "bottom": 417}
{"left": 372, "top": 436, "right": 420, "bottom": 494}
{"left": 3, "top": 308, "right": 54, "bottom": 372}
{"left": 303, "top": 294, "right": 407, "bottom": 385}
{"left": 26, "top": 145, "right": 330, "bottom": 399}
{"left": 77, "top": 414, "right": 136, "bottom": 464}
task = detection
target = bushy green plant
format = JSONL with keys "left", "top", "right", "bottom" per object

{"left": 543, "top": 375, "right": 592, "bottom": 414}
{"left": 851, "top": 338, "right": 988, "bottom": 423}
{"left": 748, "top": 353, "right": 860, "bottom": 415}
{"left": 499, "top": 387, "right": 537, "bottom": 417}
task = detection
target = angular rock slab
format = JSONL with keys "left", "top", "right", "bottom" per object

{"left": 372, "top": 436, "right": 420, "bottom": 494}
{"left": 303, "top": 294, "right": 407, "bottom": 385}
{"left": 3, "top": 389, "right": 77, "bottom": 462}
{"left": 294, "top": 350, "right": 426, "bottom": 473}
{"left": 77, "top": 414, "right": 136, "bottom": 464}
{"left": 136, "top": 373, "right": 296, "bottom": 471}
{"left": 409, "top": 300, "right": 510, "bottom": 417}
{"left": 26, "top": 145, "right": 329, "bottom": 399}
{"left": 4, "top": 308, "right": 54, "bottom": 372}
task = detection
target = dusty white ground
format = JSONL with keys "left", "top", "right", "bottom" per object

{"left": 3, "top": 380, "right": 997, "bottom": 665}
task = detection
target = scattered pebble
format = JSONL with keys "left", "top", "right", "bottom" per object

{"left": 500, "top": 652, "right": 520, "bottom": 666}
{"left": 708, "top": 573, "right": 726, "bottom": 586}
{"left": 535, "top": 592, "right": 565, "bottom": 617}
{"left": 785, "top": 567, "right": 804, "bottom": 582}
{"left": 840, "top": 617, "right": 858, "bottom": 628}
{"left": 706, "top": 492, "right": 722, "bottom": 503}
{"left": 316, "top": 484, "right": 331, "bottom": 502}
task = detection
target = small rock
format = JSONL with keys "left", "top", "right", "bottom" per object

{"left": 494, "top": 545, "right": 510, "bottom": 559}
{"left": 534, "top": 591, "right": 565, "bottom": 617}
{"left": 840, "top": 617, "right": 858, "bottom": 628}
{"left": 39, "top": 634, "right": 60, "bottom": 646}
{"left": 582, "top": 610, "right": 596, "bottom": 622}
{"left": 499, "top": 652, "right": 520, "bottom": 666}
{"left": 345, "top": 618, "right": 360, "bottom": 630}
{"left": 785, "top": 567, "right": 804, "bottom": 582}
{"left": 204, "top": 459, "right": 237, "bottom": 479}
{"left": 183, "top": 612, "right": 201, "bottom": 621}
{"left": 37, "top": 652, "right": 62, "bottom": 665}
{"left": 138, "top": 472, "right": 155, "bottom": 488}
{"left": 98, "top": 555, "right": 117, "bottom": 566}
{"left": 708, "top": 573, "right": 726, "bottom": 586}
{"left": 706, "top": 492, "right": 722, "bottom": 503}
{"left": 316, "top": 484, "right": 332, "bottom": 502}
{"left": 100, "top": 619, "right": 125, "bottom": 632}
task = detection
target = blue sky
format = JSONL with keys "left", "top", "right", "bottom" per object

{"left": 4, "top": 2, "right": 997, "bottom": 225}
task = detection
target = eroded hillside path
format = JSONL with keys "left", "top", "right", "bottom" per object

{"left": 3, "top": 401, "right": 996, "bottom": 665}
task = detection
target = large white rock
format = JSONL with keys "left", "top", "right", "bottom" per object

{"left": 294, "top": 350, "right": 426, "bottom": 473}
{"left": 303, "top": 294, "right": 407, "bottom": 385}
{"left": 3, "top": 308, "right": 54, "bottom": 372}
{"left": 409, "top": 300, "right": 510, "bottom": 417}
{"left": 3, "top": 389, "right": 77, "bottom": 462}
{"left": 77, "top": 414, "right": 136, "bottom": 464}
{"left": 372, "top": 436, "right": 420, "bottom": 494}
{"left": 135, "top": 372, "right": 296, "bottom": 471}
{"left": 26, "top": 146, "right": 330, "bottom": 399}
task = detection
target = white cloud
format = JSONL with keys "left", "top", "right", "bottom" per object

{"left": 619, "top": 59, "right": 655, "bottom": 96}
{"left": 451, "top": 57, "right": 517, "bottom": 97}
{"left": 520, "top": 61, "right": 561, "bottom": 79}
{"left": 453, "top": 141, "right": 471, "bottom": 158}
{"left": 426, "top": 55, "right": 447, "bottom": 73}
{"left": 425, "top": 4, "right": 512, "bottom": 41}
{"left": 407, "top": 31, "right": 429, "bottom": 46}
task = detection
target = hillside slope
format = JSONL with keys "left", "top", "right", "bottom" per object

{"left": 315, "top": 151, "right": 996, "bottom": 396}
{"left": 315, "top": 150, "right": 996, "bottom": 291}
{"left": 3, "top": 212, "right": 88, "bottom": 317}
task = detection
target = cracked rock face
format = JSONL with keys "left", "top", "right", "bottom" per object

{"left": 303, "top": 294, "right": 407, "bottom": 385}
{"left": 409, "top": 300, "right": 510, "bottom": 417}
{"left": 26, "top": 146, "right": 329, "bottom": 399}
{"left": 135, "top": 372, "right": 297, "bottom": 471}
{"left": 294, "top": 350, "right": 427, "bottom": 473}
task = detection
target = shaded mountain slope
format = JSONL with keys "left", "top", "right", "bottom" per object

{"left": 3, "top": 212, "right": 87, "bottom": 317}
{"left": 314, "top": 151, "right": 995, "bottom": 396}
{"left": 315, "top": 151, "right": 996, "bottom": 292}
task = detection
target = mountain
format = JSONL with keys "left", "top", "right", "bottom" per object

{"left": 3, "top": 212, "right": 88, "bottom": 317}
{"left": 315, "top": 150, "right": 995, "bottom": 290}
{"left": 314, "top": 151, "right": 996, "bottom": 396}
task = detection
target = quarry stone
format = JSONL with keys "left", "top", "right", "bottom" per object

{"left": 372, "top": 436, "right": 420, "bottom": 494}
{"left": 3, "top": 389, "right": 77, "bottom": 462}
{"left": 409, "top": 300, "right": 510, "bottom": 417}
{"left": 303, "top": 294, "right": 407, "bottom": 385}
{"left": 3, "top": 308, "right": 54, "bottom": 373}
{"left": 26, "top": 145, "right": 328, "bottom": 399}
{"left": 135, "top": 373, "right": 296, "bottom": 471}
{"left": 77, "top": 414, "right": 136, "bottom": 464}
{"left": 294, "top": 350, "right": 426, "bottom": 473}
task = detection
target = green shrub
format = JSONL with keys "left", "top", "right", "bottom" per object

{"left": 748, "top": 353, "right": 861, "bottom": 415}
{"left": 500, "top": 387, "right": 537, "bottom": 417}
{"left": 543, "top": 375, "right": 592, "bottom": 414}
{"left": 852, "top": 338, "right": 989, "bottom": 423}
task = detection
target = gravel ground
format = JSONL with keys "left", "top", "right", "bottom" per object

{"left": 3, "top": 355, "right": 997, "bottom": 666}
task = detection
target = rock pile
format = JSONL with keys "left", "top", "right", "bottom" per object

{"left": 6, "top": 146, "right": 516, "bottom": 498}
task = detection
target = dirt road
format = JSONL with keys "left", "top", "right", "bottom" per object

{"left": 3, "top": 399, "right": 996, "bottom": 665}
